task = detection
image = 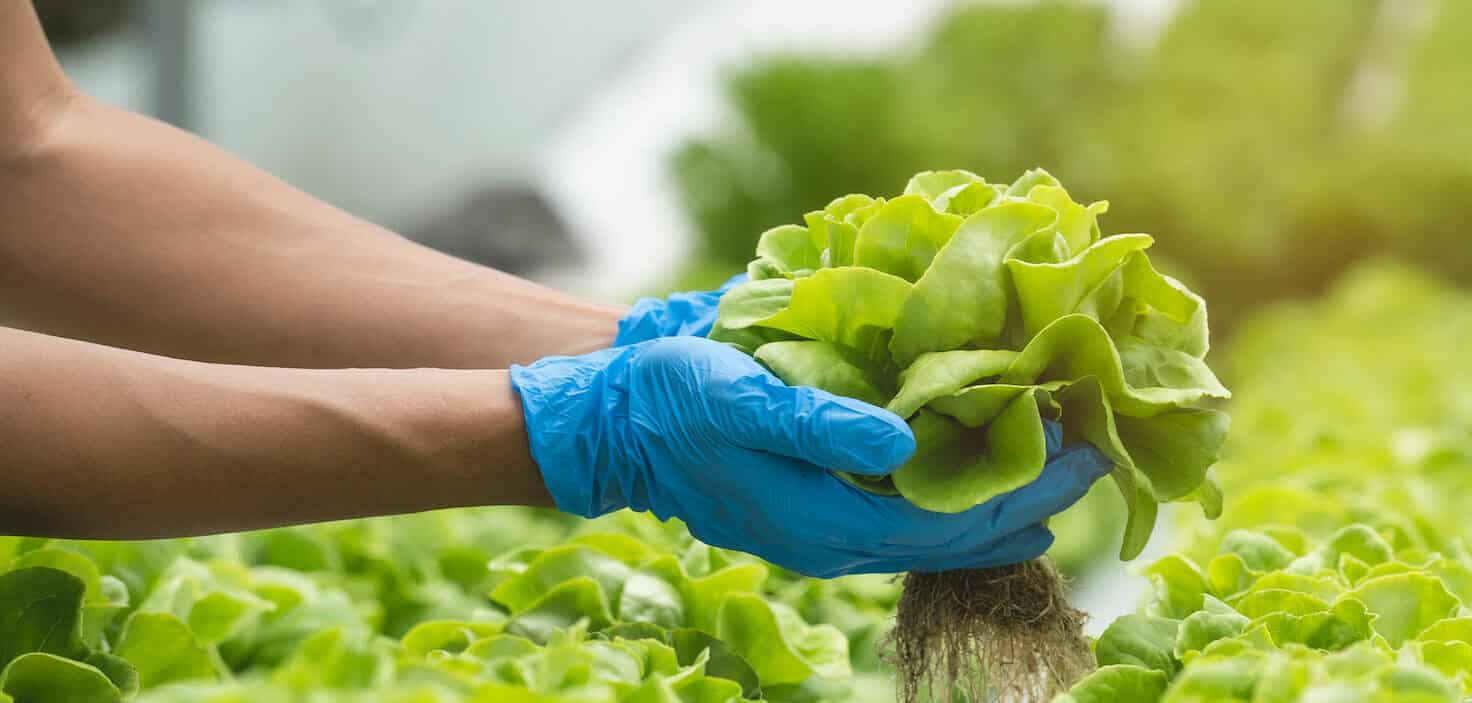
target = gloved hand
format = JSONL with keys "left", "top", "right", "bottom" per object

{"left": 511, "top": 336, "right": 1112, "bottom": 578}
{"left": 614, "top": 274, "right": 747, "bottom": 346}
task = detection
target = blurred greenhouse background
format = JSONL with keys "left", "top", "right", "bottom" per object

{"left": 22, "top": 0, "right": 1472, "bottom": 699}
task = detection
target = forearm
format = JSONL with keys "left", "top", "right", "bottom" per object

{"left": 0, "top": 325, "right": 550, "bottom": 539}
{"left": 0, "top": 66, "right": 622, "bottom": 368}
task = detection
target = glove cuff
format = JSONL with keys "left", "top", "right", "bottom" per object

{"left": 510, "top": 349, "right": 634, "bottom": 518}
{"left": 613, "top": 297, "right": 666, "bottom": 347}
{"left": 614, "top": 291, "right": 724, "bottom": 346}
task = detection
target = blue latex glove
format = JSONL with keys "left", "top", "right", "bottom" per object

{"left": 511, "top": 336, "right": 1113, "bottom": 578}
{"left": 614, "top": 274, "right": 748, "bottom": 346}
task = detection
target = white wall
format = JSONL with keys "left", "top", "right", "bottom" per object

{"left": 61, "top": 0, "right": 717, "bottom": 228}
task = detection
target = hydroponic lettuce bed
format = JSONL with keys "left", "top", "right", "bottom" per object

{"left": 3, "top": 270, "right": 1471, "bottom": 699}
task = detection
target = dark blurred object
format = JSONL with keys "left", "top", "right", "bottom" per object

{"left": 400, "top": 185, "right": 581, "bottom": 275}
{"left": 34, "top": 0, "right": 140, "bottom": 46}
{"left": 671, "top": 0, "right": 1472, "bottom": 331}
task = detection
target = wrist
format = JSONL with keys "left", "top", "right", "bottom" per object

{"left": 509, "top": 346, "right": 637, "bottom": 518}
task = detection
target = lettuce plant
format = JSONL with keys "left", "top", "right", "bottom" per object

{"left": 1062, "top": 523, "right": 1470, "bottom": 702}
{"left": 711, "top": 168, "right": 1230, "bottom": 700}
{"left": 712, "top": 168, "right": 1229, "bottom": 561}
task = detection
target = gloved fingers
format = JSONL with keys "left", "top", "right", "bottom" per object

{"left": 829, "top": 523, "right": 1055, "bottom": 576}
{"left": 1042, "top": 417, "right": 1064, "bottom": 456}
{"left": 906, "top": 522, "right": 1056, "bottom": 574}
{"left": 983, "top": 444, "right": 1113, "bottom": 534}
{"left": 615, "top": 277, "right": 741, "bottom": 345}
{"left": 723, "top": 372, "right": 915, "bottom": 475}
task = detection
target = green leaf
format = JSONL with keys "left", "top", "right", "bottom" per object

{"left": 715, "top": 595, "right": 848, "bottom": 686}
{"left": 1114, "top": 408, "right": 1230, "bottom": 501}
{"left": 7, "top": 549, "right": 104, "bottom": 604}
{"left": 1242, "top": 571, "right": 1341, "bottom": 604}
{"left": 1055, "top": 664, "right": 1168, "bottom": 703}
{"left": 401, "top": 620, "right": 506, "bottom": 656}
{"left": 1253, "top": 598, "right": 1371, "bottom": 651}
{"left": 1347, "top": 572, "right": 1462, "bottom": 648}
{"left": 1054, "top": 377, "right": 1159, "bottom": 559}
{"left": 707, "top": 321, "right": 798, "bottom": 356}
{"left": 669, "top": 629, "right": 761, "bottom": 698}
{"left": 755, "top": 341, "right": 889, "bottom": 408}
{"left": 1174, "top": 611, "right": 1250, "bottom": 659}
{"left": 1417, "top": 640, "right": 1472, "bottom": 684}
{"left": 0, "top": 567, "right": 89, "bottom": 668}
{"left": 271, "top": 627, "right": 390, "bottom": 689}
{"left": 885, "top": 349, "right": 1018, "bottom": 418}
{"left": 1233, "top": 589, "right": 1331, "bottom": 620}
{"left": 504, "top": 577, "right": 615, "bottom": 643}
{"left": 669, "top": 676, "right": 746, "bottom": 703}
{"left": 902, "top": 170, "right": 985, "bottom": 201}
{"left": 926, "top": 383, "right": 1040, "bottom": 428}
{"left": 1221, "top": 531, "right": 1296, "bottom": 573}
{"left": 1094, "top": 614, "right": 1181, "bottom": 676}
{"left": 1008, "top": 234, "right": 1152, "bottom": 338}
{"left": 1143, "top": 556, "right": 1208, "bottom": 620}
{"left": 753, "top": 224, "right": 822, "bottom": 276}
{"left": 491, "top": 546, "right": 632, "bottom": 614}
{"left": 1290, "top": 525, "right": 1395, "bottom": 575}
{"left": 745, "top": 267, "right": 913, "bottom": 353}
{"left": 568, "top": 533, "right": 663, "bottom": 564}
{"left": 681, "top": 564, "right": 768, "bottom": 636}
{"left": 803, "top": 209, "right": 859, "bottom": 269}
{"left": 136, "top": 559, "right": 274, "bottom": 646}
{"left": 711, "top": 278, "right": 795, "bottom": 333}
{"left": 938, "top": 181, "right": 1003, "bottom": 216}
{"left": 1005, "top": 168, "right": 1060, "bottom": 197}
{"left": 1005, "top": 314, "right": 1227, "bottom": 417}
{"left": 1110, "top": 254, "right": 1209, "bottom": 357}
{"left": 81, "top": 653, "right": 137, "bottom": 699}
{"left": 889, "top": 201, "right": 1058, "bottom": 364}
{"left": 1205, "top": 554, "right": 1254, "bottom": 599}
{"left": 1417, "top": 616, "right": 1472, "bottom": 644}
{"left": 0, "top": 653, "right": 122, "bottom": 703}
{"left": 1022, "top": 184, "right": 1108, "bottom": 256}
{"left": 618, "top": 567, "right": 686, "bottom": 631}
{"left": 1117, "top": 341, "right": 1232, "bottom": 405}
{"left": 890, "top": 394, "right": 1046, "bottom": 513}
{"left": 852, "top": 195, "right": 963, "bottom": 281}
{"left": 114, "top": 612, "right": 217, "bottom": 688}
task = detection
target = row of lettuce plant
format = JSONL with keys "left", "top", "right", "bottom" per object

{"left": 1061, "top": 263, "right": 1472, "bottom": 701}
{"left": 0, "top": 503, "right": 909, "bottom": 702}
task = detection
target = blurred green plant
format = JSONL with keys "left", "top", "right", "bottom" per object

{"left": 0, "top": 508, "right": 900, "bottom": 702}
{"left": 1062, "top": 262, "right": 1472, "bottom": 701}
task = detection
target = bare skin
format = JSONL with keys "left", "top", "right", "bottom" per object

{"left": 0, "top": 1, "right": 625, "bottom": 537}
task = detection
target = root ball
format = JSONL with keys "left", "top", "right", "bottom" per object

{"left": 883, "top": 559, "right": 1093, "bottom": 702}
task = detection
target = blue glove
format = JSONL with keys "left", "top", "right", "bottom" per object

{"left": 614, "top": 274, "right": 748, "bottom": 346}
{"left": 511, "top": 336, "right": 1113, "bottom": 578}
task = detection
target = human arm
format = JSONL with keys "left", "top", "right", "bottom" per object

{"left": 0, "top": 320, "right": 1107, "bottom": 577}
{"left": 0, "top": 0, "right": 622, "bottom": 369}
{"left": 0, "top": 324, "right": 550, "bottom": 539}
